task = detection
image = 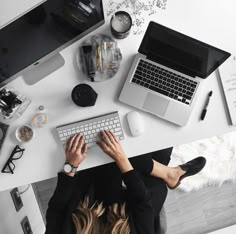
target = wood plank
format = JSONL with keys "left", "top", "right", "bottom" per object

{"left": 165, "top": 182, "right": 236, "bottom": 234}
{"left": 33, "top": 177, "right": 57, "bottom": 219}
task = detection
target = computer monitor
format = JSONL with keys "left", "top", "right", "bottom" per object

{"left": 0, "top": 0, "right": 104, "bottom": 87}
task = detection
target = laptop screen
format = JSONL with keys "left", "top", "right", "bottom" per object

{"left": 139, "top": 21, "right": 231, "bottom": 78}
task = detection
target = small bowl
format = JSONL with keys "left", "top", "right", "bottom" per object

{"left": 16, "top": 125, "right": 34, "bottom": 143}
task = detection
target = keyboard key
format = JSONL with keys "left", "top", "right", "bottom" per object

{"left": 149, "top": 86, "right": 168, "bottom": 96}
{"left": 183, "top": 94, "right": 191, "bottom": 100}
{"left": 114, "top": 131, "right": 122, "bottom": 136}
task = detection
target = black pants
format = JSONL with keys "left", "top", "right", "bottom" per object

{"left": 73, "top": 147, "right": 173, "bottom": 219}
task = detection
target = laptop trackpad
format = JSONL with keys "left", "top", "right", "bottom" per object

{"left": 143, "top": 93, "right": 169, "bottom": 116}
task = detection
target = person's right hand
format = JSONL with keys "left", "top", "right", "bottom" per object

{"left": 65, "top": 133, "right": 88, "bottom": 168}
{"left": 96, "top": 130, "right": 127, "bottom": 162}
{"left": 97, "top": 130, "right": 133, "bottom": 173}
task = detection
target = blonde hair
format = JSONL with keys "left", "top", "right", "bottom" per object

{"left": 104, "top": 203, "right": 130, "bottom": 234}
{"left": 72, "top": 198, "right": 130, "bottom": 234}
{"left": 72, "top": 197, "right": 105, "bottom": 234}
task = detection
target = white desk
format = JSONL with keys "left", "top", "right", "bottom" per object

{"left": 0, "top": 0, "right": 46, "bottom": 29}
{"left": 1, "top": 0, "right": 236, "bottom": 191}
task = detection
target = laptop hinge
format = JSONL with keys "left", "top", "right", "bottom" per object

{"left": 147, "top": 55, "right": 197, "bottom": 78}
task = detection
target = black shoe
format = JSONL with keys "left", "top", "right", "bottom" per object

{"left": 169, "top": 156, "right": 206, "bottom": 190}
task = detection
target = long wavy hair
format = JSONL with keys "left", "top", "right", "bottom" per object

{"left": 72, "top": 197, "right": 130, "bottom": 234}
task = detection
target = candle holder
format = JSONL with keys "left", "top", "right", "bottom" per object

{"left": 110, "top": 11, "right": 132, "bottom": 39}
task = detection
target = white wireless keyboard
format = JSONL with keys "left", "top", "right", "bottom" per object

{"left": 56, "top": 111, "right": 124, "bottom": 148}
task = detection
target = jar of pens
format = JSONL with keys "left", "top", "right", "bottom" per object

{"left": 77, "top": 34, "right": 122, "bottom": 82}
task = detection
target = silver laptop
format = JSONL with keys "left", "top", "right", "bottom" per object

{"left": 119, "top": 21, "right": 230, "bottom": 126}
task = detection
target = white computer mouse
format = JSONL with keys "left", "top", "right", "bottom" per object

{"left": 127, "top": 111, "right": 144, "bottom": 137}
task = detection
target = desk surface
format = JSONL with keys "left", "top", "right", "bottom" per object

{"left": 0, "top": 0, "right": 46, "bottom": 29}
{"left": 1, "top": 0, "right": 236, "bottom": 191}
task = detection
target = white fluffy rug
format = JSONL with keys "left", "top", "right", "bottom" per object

{"left": 169, "top": 131, "right": 236, "bottom": 192}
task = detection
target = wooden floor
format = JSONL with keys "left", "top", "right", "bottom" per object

{"left": 165, "top": 182, "right": 236, "bottom": 234}
{"left": 33, "top": 177, "right": 57, "bottom": 222}
{"left": 33, "top": 178, "right": 236, "bottom": 234}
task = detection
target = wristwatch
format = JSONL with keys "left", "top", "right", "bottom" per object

{"left": 63, "top": 163, "right": 78, "bottom": 174}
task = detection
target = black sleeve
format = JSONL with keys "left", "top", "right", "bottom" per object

{"left": 122, "top": 170, "right": 155, "bottom": 234}
{"left": 45, "top": 173, "right": 78, "bottom": 234}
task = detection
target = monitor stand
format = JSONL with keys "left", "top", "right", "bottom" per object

{"left": 22, "top": 53, "right": 65, "bottom": 85}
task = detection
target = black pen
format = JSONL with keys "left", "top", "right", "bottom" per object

{"left": 201, "top": 91, "right": 213, "bottom": 121}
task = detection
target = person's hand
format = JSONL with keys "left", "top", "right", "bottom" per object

{"left": 65, "top": 133, "right": 88, "bottom": 168}
{"left": 96, "top": 130, "right": 126, "bottom": 161}
{"left": 97, "top": 130, "right": 133, "bottom": 173}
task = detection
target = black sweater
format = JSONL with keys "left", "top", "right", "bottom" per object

{"left": 45, "top": 170, "right": 155, "bottom": 234}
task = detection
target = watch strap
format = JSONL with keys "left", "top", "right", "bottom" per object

{"left": 71, "top": 166, "right": 78, "bottom": 173}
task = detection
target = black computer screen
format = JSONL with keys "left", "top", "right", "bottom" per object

{"left": 0, "top": 0, "right": 104, "bottom": 84}
{"left": 139, "top": 21, "right": 230, "bottom": 78}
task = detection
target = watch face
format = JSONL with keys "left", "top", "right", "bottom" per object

{"left": 64, "top": 164, "right": 72, "bottom": 173}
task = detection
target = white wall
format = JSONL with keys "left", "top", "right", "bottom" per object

{"left": 0, "top": 185, "right": 45, "bottom": 234}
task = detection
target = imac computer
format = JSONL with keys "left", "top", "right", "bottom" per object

{"left": 0, "top": 0, "right": 104, "bottom": 87}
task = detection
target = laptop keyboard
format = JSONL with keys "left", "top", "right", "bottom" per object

{"left": 56, "top": 111, "right": 124, "bottom": 148}
{"left": 131, "top": 59, "right": 198, "bottom": 105}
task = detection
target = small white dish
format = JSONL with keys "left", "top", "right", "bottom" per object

{"left": 16, "top": 124, "right": 34, "bottom": 143}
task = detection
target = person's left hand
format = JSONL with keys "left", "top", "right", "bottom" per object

{"left": 65, "top": 133, "right": 88, "bottom": 168}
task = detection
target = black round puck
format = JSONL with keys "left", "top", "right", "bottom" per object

{"left": 71, "top": 84, "right": 97, "bottom": 107}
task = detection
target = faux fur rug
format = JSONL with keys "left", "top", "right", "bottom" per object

{"left": 169, "top": 131, "right": 236, "bottom": 192}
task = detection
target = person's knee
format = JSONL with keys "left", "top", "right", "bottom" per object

{"left": 151, "top": 147, "right": 173, "bottom": 165}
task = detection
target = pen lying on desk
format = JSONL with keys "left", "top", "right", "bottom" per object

{"left": 201, "top": 91, "right": 213, "bottom": 121}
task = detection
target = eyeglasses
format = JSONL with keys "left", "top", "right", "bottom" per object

{"left": 1, "top": 145, "right": 25, "bottom": 174}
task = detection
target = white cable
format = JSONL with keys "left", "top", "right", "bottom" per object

{"left": 17, "top": 184, "right": 31, "bottom": 196}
